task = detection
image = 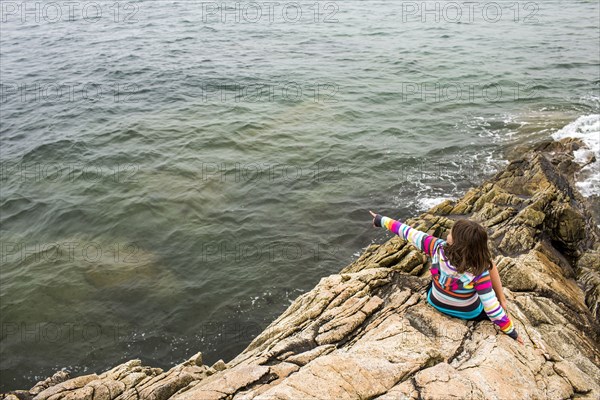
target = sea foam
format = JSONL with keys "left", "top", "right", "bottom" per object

{"left": 551, "top": 114, "right": 600, "bottom": 197}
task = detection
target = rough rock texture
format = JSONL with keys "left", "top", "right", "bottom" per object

{"left": 4, "top": 137, "right": 600, "bottom": 400}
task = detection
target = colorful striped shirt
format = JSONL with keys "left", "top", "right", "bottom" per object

{"left": 374, "top": 214, "right": 518, "bottom": 340}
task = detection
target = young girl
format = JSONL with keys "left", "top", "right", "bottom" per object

{"left": 369, "top": 211, "right": 524, "bottom": 345}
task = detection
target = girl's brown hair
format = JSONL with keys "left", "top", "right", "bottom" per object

{"left": 443, "top": 219, "right": 493, "bottom": 277}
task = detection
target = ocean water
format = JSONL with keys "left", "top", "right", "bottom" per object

{"left": 1, "top": 0, "right": 599, "bottom": 391}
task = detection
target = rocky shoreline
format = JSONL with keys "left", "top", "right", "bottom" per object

{"left": 4, "top": 136, "right": 600, "bottom": 400}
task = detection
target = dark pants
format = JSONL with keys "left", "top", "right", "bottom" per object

{"left": 425, "top": 280, "right": 489, "bottom": 321}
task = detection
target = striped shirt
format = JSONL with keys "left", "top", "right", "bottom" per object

{"left": 374, "top": 214, "right": 518, "bottom": 340}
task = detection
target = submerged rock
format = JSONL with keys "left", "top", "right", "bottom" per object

{"left": 5, "top": 137, "right": 600, "bottom": 399}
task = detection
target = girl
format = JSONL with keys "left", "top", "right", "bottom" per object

{"left": 369, "top": 211, "right": 524, "bottom": 345}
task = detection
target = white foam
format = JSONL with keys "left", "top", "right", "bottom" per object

{"left": 551, "top": 114, "right": 600, "bottom": 197}
{"left": 417, "top": 197, "right": 457, "bottom": 211}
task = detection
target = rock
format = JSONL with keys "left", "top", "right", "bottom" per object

{"left": 211, "top": 360, "right": 227, "bottom": 372}
{"left": 29, "top": 370, "right": 71, "bottom": 395}
{"left": 173, "top": 365, "right": 271, "bottom": 400}
{"left": 577, "top": 249, "right": 600, "bottom": 324}
{"left": 33, "top": 374, "right": 99, "bottom": 400}
{"left": 414, "top": 362, "right": 487, "bottom": 399}
{"left": 553, "top": 360, "right": 592, "bottom": 394}
{"left": 182, "top": 352, "right": 203, "bottom": 367}
{"left": 9, "top": 137, "right": 600, "bottom": 399}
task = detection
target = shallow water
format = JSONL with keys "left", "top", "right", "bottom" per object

{"left": 0, "top": 0, "right": 598, "bottom": 391}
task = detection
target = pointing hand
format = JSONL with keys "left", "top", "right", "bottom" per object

{"left": 369, "top": 210, "right": 378, "bottom": 227}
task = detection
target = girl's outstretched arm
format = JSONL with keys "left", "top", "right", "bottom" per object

{"left": 370, "top": 211, "right": 445, "bottom": 257}
{"left": 473, "top": 270, "right": 519, "bottom": 340}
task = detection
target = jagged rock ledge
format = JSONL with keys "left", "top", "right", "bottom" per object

{"left": 4, "top": 137, "right": 600, "bottom": 400}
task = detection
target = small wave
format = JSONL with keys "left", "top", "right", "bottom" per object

{"left": 551, "top": 114, "right": 600, "bottom": 197}
{"left": 579, "top": 94, "right": 600, "bottom": 109}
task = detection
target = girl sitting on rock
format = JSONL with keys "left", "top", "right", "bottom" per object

{"left": 369, "top": 211, "right": 524, "bottom": 345}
